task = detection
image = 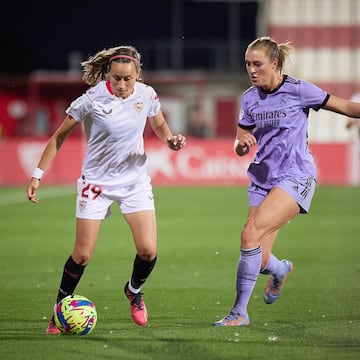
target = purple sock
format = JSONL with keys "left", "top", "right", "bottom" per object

{"left": 232, "top": 246, "right": 262, "bottom": 315}
{"left": 260, "top": 254, "right": 286, "bottom": 278}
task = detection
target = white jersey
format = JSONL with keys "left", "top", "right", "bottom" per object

{"left": 66, "top": 80, "right": 161, "bottom": 187}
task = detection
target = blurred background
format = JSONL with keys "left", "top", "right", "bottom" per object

{"left": 1, "top": 0, "right": 359, "bottom": 186}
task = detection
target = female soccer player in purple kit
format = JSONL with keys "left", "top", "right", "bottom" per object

{"left": 214, "top": 36, "right": 360, "bottom": 326}
{"left": 26, "top": 45, "right": 186, "bottom": 333}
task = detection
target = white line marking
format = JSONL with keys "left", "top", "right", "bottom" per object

{"left": 0, "top": 187, "right": 75, "bottom": 207}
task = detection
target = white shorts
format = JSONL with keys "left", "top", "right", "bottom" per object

{"left": 75, "top": 176, "right": 155, "bottom": 219}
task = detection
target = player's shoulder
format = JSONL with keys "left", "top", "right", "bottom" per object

{"left": 284, "top": 75, "right": 302, "bottom": 85}
{"left": 282, "top": 75, "right": 308, "bottom": 96}
{"left": 134, "top": 82, "right": 159, "bottom": 103}
{"left": 83, "top": 81, "right": 109, "bottom": 104}
{"left": 242, "top": 85, "right": 258, "bottom": 98}
{"left": 68, "top": 84, "right": 102, "bottom": 111}
{"left": 88, "top": 81, "right": 107, "bottom": 95}
{"left": 135, "top": 81, "right": 156, "bottom": 94}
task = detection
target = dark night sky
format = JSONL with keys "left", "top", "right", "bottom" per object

{"left": 2, "top": 0, "right": 257, "bottom": 75}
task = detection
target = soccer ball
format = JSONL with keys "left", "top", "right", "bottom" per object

{"left": 54, "top": 294, "right": 97, "bottom": 335}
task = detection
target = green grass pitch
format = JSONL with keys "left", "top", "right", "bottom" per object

{"left": 0, "top": 185, "right": 359, "bottom": 360}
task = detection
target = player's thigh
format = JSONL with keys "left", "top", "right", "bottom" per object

{"left": 250, "top": 187, "right": 300, "bottom": 238}
{"left": 124, "top": 210, "right": 157, "bottom": 259}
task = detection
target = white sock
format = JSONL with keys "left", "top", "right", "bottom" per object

{"left": 128, "top": 280, "right": 140, "bottom": 294}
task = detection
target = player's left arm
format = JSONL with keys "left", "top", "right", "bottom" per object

{"left": 323, "top": 95, "right": 360, "bottom": 118}
{"left": 148, "top": 110, "right": 186, "bottom": 151}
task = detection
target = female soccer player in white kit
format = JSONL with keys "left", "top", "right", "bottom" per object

{"left": 26, "top": 45, "right": 186, "bottom": 333}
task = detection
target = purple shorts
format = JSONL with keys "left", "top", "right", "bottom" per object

{"left": 248, "top": 177, "right": 317, "bottom": 214}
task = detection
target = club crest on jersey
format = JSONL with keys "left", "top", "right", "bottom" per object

{"left": 133, "top": 102, "right": 144, "bottom": 113}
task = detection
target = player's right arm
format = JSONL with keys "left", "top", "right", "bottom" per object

{"left": 27, "top": 115, "right": 79, "bottom": 203}
{"left": 234, "top": 126, "right": 256, "bottom": 156}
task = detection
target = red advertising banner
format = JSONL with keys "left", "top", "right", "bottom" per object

{"left": 0, "top": 138, "right": 354, "bottom": 186}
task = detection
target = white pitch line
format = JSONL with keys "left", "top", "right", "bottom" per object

{"left": 0, "top": 186, "right": 75, "bottom": 207}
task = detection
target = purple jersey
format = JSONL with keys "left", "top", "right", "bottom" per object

{"left": 238, "top": 75, "right": 329, "bottom": 189}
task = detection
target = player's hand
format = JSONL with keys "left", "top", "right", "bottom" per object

{"left": 238, "top": 133, "right": 257, "bottom": 148}
{"left": 27, "top": 179, "right": 40, "bottom": 203}
{"left": 167, "top": 134, "right": 186, "bottom": 151}
{"left": 234, "top": 133, "right": 257, "bottom": 156}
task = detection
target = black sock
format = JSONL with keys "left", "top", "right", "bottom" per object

{"left": 56, "top": 256, "right": 86, "bottom": 303}
{"left": 130, "top": 254, "right": 157, "bottom": 289}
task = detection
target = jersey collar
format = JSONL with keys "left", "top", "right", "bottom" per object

{"left": 106, "top": 80, "right": 136, "bottom": 97}
{"left": 260, "top": 75, "right": 287, "bottom": 94}
{"left": 106, "top": 80, "right": 113, "bottom": 94}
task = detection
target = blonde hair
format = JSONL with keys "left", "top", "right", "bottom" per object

{"left": 81, "top": 45, "right": 143, "bottom": 86}
{"left": 247, "top": 36, "right": 292, "bottom": 74}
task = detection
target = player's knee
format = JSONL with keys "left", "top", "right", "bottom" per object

{"left": 72, "top": 253, "right": 91, "bottom": 266}
{"left": 241, "top": 223, "right": 260, "bottom": 248}
{"left": 137, "top": 248, "right": 157, "bottom": 262}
